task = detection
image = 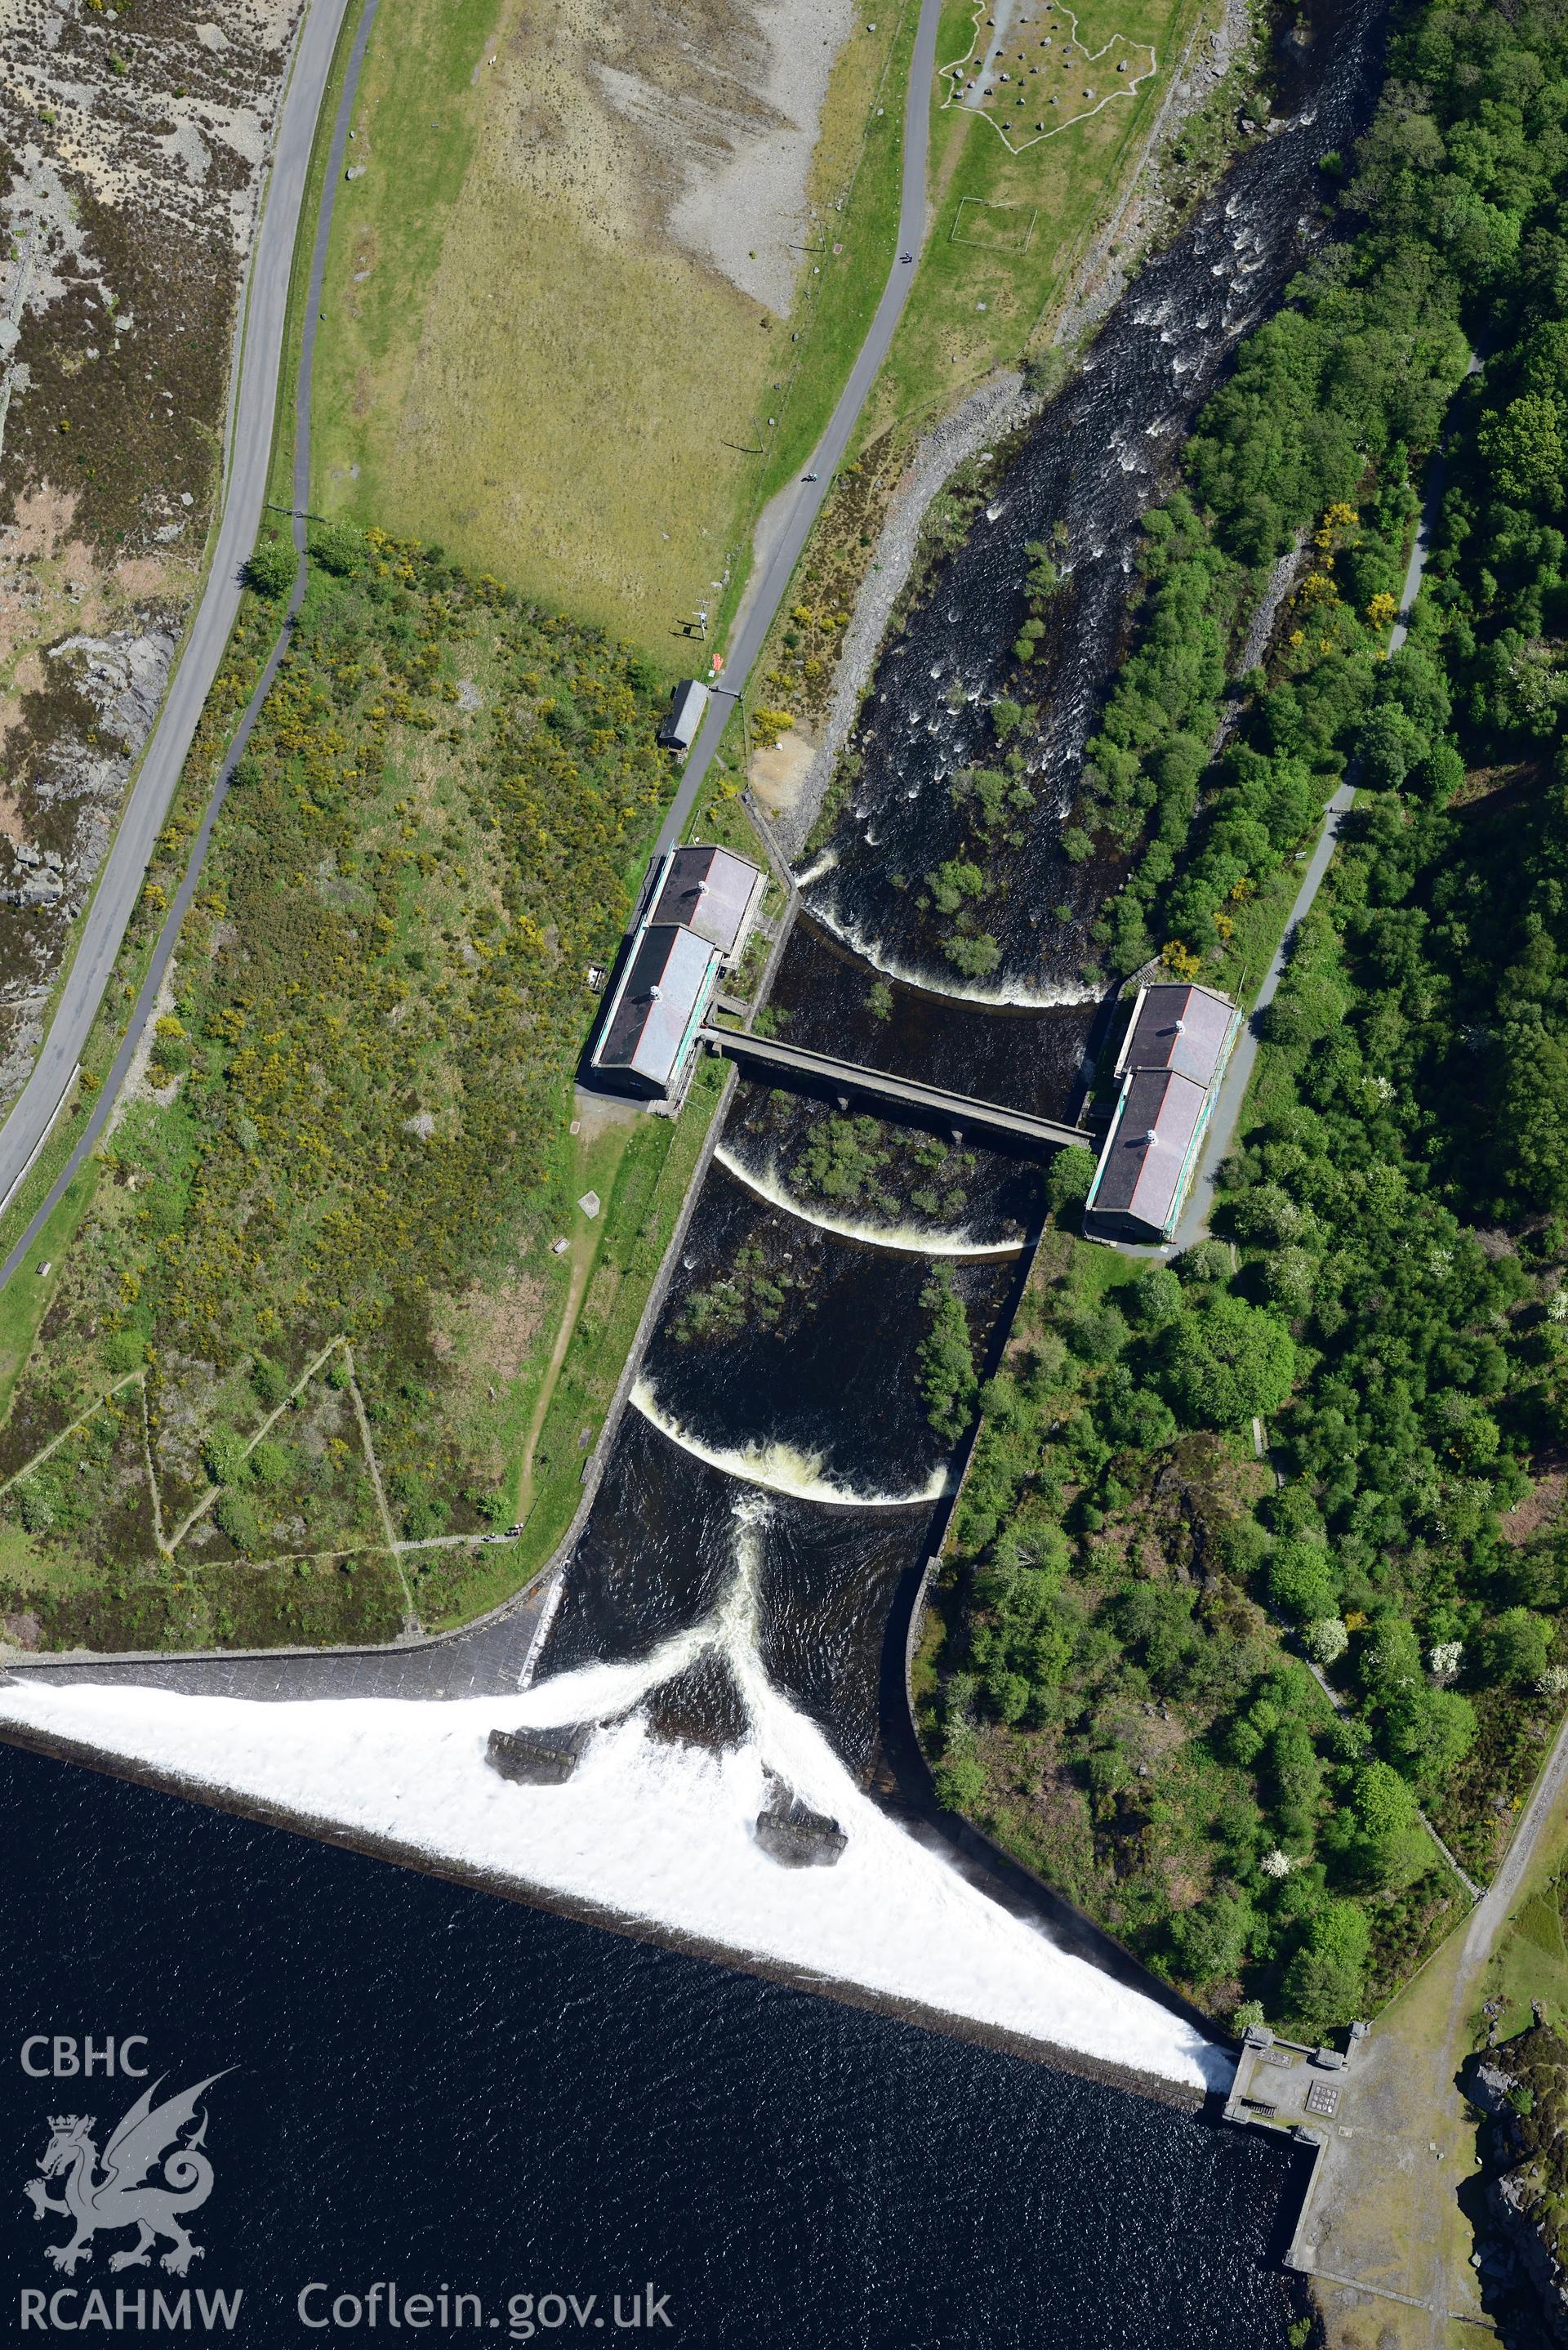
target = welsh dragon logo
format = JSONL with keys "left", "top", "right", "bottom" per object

{"left": 23, "top": 2072, "right": 231, "bottom": 2276}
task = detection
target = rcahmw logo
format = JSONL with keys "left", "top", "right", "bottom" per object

{"left": 17, "top": 2039, "right": 242, "bottom": 2333}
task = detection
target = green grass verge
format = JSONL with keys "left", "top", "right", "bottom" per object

{"left": 416, "top": 1055, "right": 731, "bottom": 1629}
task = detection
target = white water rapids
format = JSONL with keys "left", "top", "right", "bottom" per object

{"left": 714, "top": 1145, "right": 1028, "bottom": 1260}
{"left": 804, "top": 894, "right": 1101, "bottom": 1010}
{"left": 630, "top": 1378, "right": 951, "bottom": 1509}
{"left": 0, "top": 1505, "right": 1227, "bottom": 2093}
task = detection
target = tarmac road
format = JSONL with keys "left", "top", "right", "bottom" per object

{"left": 638, "top": 0, "right": 946, "bottom": 883}
{"left": 0, "top": 0, "right": 356, "bottom": 1224}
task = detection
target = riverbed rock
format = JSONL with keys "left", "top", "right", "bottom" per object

{"left": 487, "top": 1722, "right": 594, "bottom": 1786}
{"left": 754, "top": 1777, "right": 847, "bottom": 1867}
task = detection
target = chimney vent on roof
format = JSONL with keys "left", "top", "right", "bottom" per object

{"left": 648, "top": 984, "right": 662, "bottom": 1001}
{"left": 1143, "top": 1128, "right": 1159, "bottom": 1148}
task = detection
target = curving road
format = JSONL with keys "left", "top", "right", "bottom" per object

{"left": 0, "top": 0, "right": 358, "bottom": 1246}
{"left": 638, "top": 0, "right": 945, "bottom": 885}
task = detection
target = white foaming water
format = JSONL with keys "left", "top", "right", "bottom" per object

{"left": 0, "top": 1510, "right": 1230, "bottom": 2094}
{"left": 804, "top": 895, "right": 1100, "bottom": 1010}
{"left": 792, "top": 848, "right": 840, "bottom": 890}
{"left": 714, "top": 1145, "right": 1027, "bottom": 1260}
{"left": 630, "top": 1379, "right": 949, "bottom": 1509}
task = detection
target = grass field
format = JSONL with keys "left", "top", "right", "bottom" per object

{"left": 310, "top": 0, "right": 914, "bottom": 650}
{"left": 866, "top": 0, "right": 1200, "bottom": 430}
{"left": 0, "top": 534, "right": 713, "bottom": 1651}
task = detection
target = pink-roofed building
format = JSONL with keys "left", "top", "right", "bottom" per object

{"left": 1083, "top": 981, "right": 1241, "bottom": 1243}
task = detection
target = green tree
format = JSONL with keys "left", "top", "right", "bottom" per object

{"left": 1169, "top": 1889, "right": 1255, "bottom": 1985}
{"left": 918, "top": 1266, "right": 978, "bottom": 1443}
{"left": 1477, "top": 393, "right": 1566, "bottom": 506}
{"left": 1386, "top": 1685, "right": 1477, "bottom": 1787}
{"left": 1483, "top": 1607, "right": 1553, "bottom": 1686}
{"left": 244, "top": 536, "right": 297, "bottom": 599}
{"left": 1161, "top": 1292, "right": 1296, "bottom": 1427}
{"left": 944, "top": 932, "right": 1001, "bottom": 979}
{"left": 1281, "top": 1899, "right": 1370, "bottom": 2036}
{"left": 1047, "top": 1145, "right": 1098, "bottom": 1219}
{"left": 1268, "top": 1539, "right": 1340, "bottom": 1623}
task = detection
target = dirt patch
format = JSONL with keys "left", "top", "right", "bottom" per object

{"left": 570, "top": 1087, "right": 644, "bottom": 1144}
{"left": 1499, "top": 1468, "right": 1566, "bottom": 1549}
{"left": 750, "top": 725, "right": 818, "bottom": 826}
{"left": 461, "top": 1269, "right": 550, "bottom": 1385}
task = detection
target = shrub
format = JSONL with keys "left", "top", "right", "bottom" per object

{"left": 214, "top": 1489, "right": 261, "bottom": 1551}
{"left": 918, "top": 1267, "right": 978, "bottom": 1443}
{"left": 244, "top": 537, "right": 297, "bottom": 599}
{"left": 933, "top": 1751, "right": 987, "bottom": 1813}
{"left": 203, "top": 1431, "right": 249, "bottom": 1487}
{"left": 311, "top": 521, "right": 367, "bottom": 577}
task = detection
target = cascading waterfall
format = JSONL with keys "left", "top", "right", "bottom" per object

{"left": 804, "top": 892, "right": 1102, "bottom": 1010}
{"left": 0, "top": 0, "right": 1390, "bottom": 2107}
{"left": 713, "top": 1145, "right": 1028, "bottom": 1260}
{"left": 630, "top": 1379, "right": 951, "bottom": 1510}
{"left": 0, "top": 1503, "right": 1227, "bottom": 2092}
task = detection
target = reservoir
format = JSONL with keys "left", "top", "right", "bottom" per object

{"left": 3, "top": 1740, "right": 1311, "bottom": 2345}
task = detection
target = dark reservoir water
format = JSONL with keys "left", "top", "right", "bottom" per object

{"left": 2, "top": 1743, "right": 1311, "bottom": 2347}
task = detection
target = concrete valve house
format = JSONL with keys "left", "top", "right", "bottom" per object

{"left": 1082, "top": 979, "right": 1242, "bottom": 1245}
{"left": 589, "top": 843, "right": 765, "bottom": 1103}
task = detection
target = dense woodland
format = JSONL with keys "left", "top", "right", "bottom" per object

{"left": 925, "top": 0, "right": 1568, "bottom": 2034}
{"left": 0, "top": 537, "right": 672, "bottom": 1648}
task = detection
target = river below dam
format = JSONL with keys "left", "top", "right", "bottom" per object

{"left": 0, "top": 0, "right": 1390, "bottom": 2332}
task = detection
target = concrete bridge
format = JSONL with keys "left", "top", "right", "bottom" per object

{"left": 697, "top": 1026, "right": 1094, "bottom": 1153}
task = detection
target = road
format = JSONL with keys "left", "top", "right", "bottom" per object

{"left": 0, "top": 0, "right": 359, "bottom": 1237}
{"left": 1169, "top": 437, "right": 1452, "bottom": 1254}
{"left": 1299, "top": 1700, "right": 1568, "bottom": 2346}
{"left": 639, "top": 0, "right": 946, "bottom": 882}
{"left": 0, "top": 0, "right": 372, "bottom": 1286}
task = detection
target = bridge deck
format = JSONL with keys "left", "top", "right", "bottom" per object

{"left": 697, "top": 1026, "right": 1093, "bottom": 1152}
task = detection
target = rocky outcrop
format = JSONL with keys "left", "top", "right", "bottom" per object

{"left": 487, "top": 1722, "right": 595, "bottom": 1786}
{"left": 1466, "top": 2029, "right": 1568, "bottom": 2344}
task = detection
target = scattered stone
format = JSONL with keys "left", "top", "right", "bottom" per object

{"left": 550, "top": 1237, "right": 569, "bottom": 1255}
